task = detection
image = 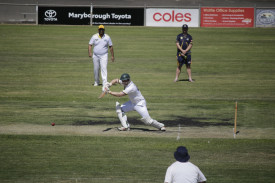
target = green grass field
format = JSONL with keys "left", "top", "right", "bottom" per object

{"left": 0, "top": 25, "right": 274, "bottom": 182}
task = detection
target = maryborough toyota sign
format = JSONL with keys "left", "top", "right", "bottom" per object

{"left": 93, "top": 8, "right": 143, "bottom": 25}
{"left": 44, "top": 10, "right": 57, "bottom": 21}
{"left": 93, "top": 13, "right": 131, "bottom": 21}
{"left": 69, "top": 12, "right": 91, "bottom": 19}
{"left": 38, "top": 7, "right": 90, "bottom": 24}
{"left": 38, "top": 7, "right": 144, "bottom": 25}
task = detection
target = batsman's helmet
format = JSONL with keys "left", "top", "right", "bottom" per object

{"left": 120, "top": 73, "right": 130, "bottom": 81}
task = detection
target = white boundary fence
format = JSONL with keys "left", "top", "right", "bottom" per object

{"left": 0, "top": 3, "right": 274, "bottom": 27}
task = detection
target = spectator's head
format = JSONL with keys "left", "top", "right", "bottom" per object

{"left": 182, "top": 24, "right": 188, "bottom": 34}
{"left": 174, "top": 146, "right": 190, "bottom": 162}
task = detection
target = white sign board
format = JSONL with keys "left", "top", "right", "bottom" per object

{"left": 256, "top": 9, "right": 275, "bottom": 27}
{"left": 146, "top": 8, "right": 199, "bottom": 27}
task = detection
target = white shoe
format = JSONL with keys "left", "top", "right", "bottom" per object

{"left": 160, "top": 127, "right": 166, "bottom": 131}
{"left": 94, "top": 82, "right": 99, "bottom": 86}
{"left": 117, "top": 127, "right": 130, "bottom": 131}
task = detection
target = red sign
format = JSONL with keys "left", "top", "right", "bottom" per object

{"left": 201, "top": 7, "right": 254, "bottom": 27}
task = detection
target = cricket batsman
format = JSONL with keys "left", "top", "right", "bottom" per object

{"left": 104, "top": 73, "right": 166, "bottom": 131}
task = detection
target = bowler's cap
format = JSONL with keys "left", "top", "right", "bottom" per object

{"left": 174, "top": 146, "right": 190, "bottom": 162}
{"left": 98, "top": 25, "right": 105, "bottom": 29}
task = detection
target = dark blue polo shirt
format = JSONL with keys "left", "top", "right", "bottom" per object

{"left": 176, "top": 33, "right": 193, "bottom": 55}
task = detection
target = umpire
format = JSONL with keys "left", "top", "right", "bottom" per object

{"left": 174, "top": 24, "right": 193, "bottom": 82}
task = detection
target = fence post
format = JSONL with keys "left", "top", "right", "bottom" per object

{"left": 254, "top": 4, "right": 257, "bottom": 28}
{"left": 144, "top": 3, "right": 146, "bottom": 27}
{"left": 36, "top": 2, "right": 38, "bottom": 25}
{"left": 199, "top": 4, "right": 201, "bottom": 27}
{"left": 90, "top": 3, "right": 93, "bottom": 26}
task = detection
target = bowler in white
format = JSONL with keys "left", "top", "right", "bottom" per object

{"left": 88, "top": 25, "right": 114, "bottom": 87}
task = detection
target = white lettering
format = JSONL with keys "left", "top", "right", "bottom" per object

{"left": 68, "top": 12, "right": 91, "bottom": 19}
{"left": 92, "top": 13, "right": 111, "bottom": 20}
{"left": 44, "top": 18, "right": 57, "bottom": 21}
{"left": 111, "top": 13, "right": 131, "bottom": 20}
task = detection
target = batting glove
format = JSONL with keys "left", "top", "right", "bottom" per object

{"left": 105, "top": 86, "right": 110, "bottom": 92}
{"left": 106, "top": 82, "right": 112, "bottom": 87}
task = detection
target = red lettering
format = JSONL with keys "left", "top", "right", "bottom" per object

{"left": 153, "top": 13, "right": 162, "bottom": 21}
{"left": 175, "top": 13, "right": 183, "bottom": 22}
{"left": 152, "top": 11, "right": 192, "bottom": 22}
{"left": 163, "top": 13, "right": 172, "bottom": 22}
{"left": 184, "top": 13, "right": 191, "bottom": 22}
{"left": 172, "top": 10, "right": 175, "bottom": 22}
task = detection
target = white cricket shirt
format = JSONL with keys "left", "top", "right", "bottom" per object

{"left": 122, "top": 81, "right": 145, "bottom": 105}
{"left": 89, "top": 33, "right": 113, "bottom": 56}
{"left": 164, "top": 161, "right": 207, "bottom": 183}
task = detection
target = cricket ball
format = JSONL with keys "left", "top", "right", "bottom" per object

{"left": 51, "top": 122, "right": 55, "bottom": 126}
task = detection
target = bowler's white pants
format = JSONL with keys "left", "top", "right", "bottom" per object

{"left": 93, "top": 54, "right": 108, "bottom": 86}
{"left": 121, "top": 100, "right": 150, "bottom": 119}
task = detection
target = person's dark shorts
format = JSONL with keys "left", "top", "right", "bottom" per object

{"left": 177, "top": 54, "right": 191, "bottom": 67}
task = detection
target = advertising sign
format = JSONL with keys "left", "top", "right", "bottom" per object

{"left": 38, "top": 7, "right": 90, "bottom": 25}
{"left": 38, "top": 7, "right": 144, "bottom": 25}
{"left": 201, "top": 7, "right": 254, "bottom": 27}
{"left": 256, "top": 9, "right": 275, "bottom": 27}
{"left": 146, "top": 8, "right": 199, "bottom": 27}
{"left": 93, "top": 8, "right": 144, "bottom": 26}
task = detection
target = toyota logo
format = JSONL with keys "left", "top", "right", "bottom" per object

{"left": 45, "top": 10, "right": 57, "bottom": 18}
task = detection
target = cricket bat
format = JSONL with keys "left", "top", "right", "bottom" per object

{"left": 98, "top": 86, "right": 110, "bottom": 99}
{"left": 98, "top": 90, "right": 108, "bottom": 99}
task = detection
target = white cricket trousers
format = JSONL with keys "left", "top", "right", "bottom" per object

{"left": 93, "top": 54, "right": 108, "bottom": 86}
{"left": 120, "top": 100, "right": 165, "bottom": 129}
{"left": 121, "top": 100, "right": 150, "bottom": 118}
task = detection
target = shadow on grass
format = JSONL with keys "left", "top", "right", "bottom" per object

{"left": 73, "top": 116, "right": 232, "bottom": 128}
{"left": 102, "top": 127, "right": 162, "bottom": 132}
{"left": 177, "top": 79, "right": 196, "bottom": 82}
{"left": 164, "top": 116, "right": 232, "bottom": 127}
